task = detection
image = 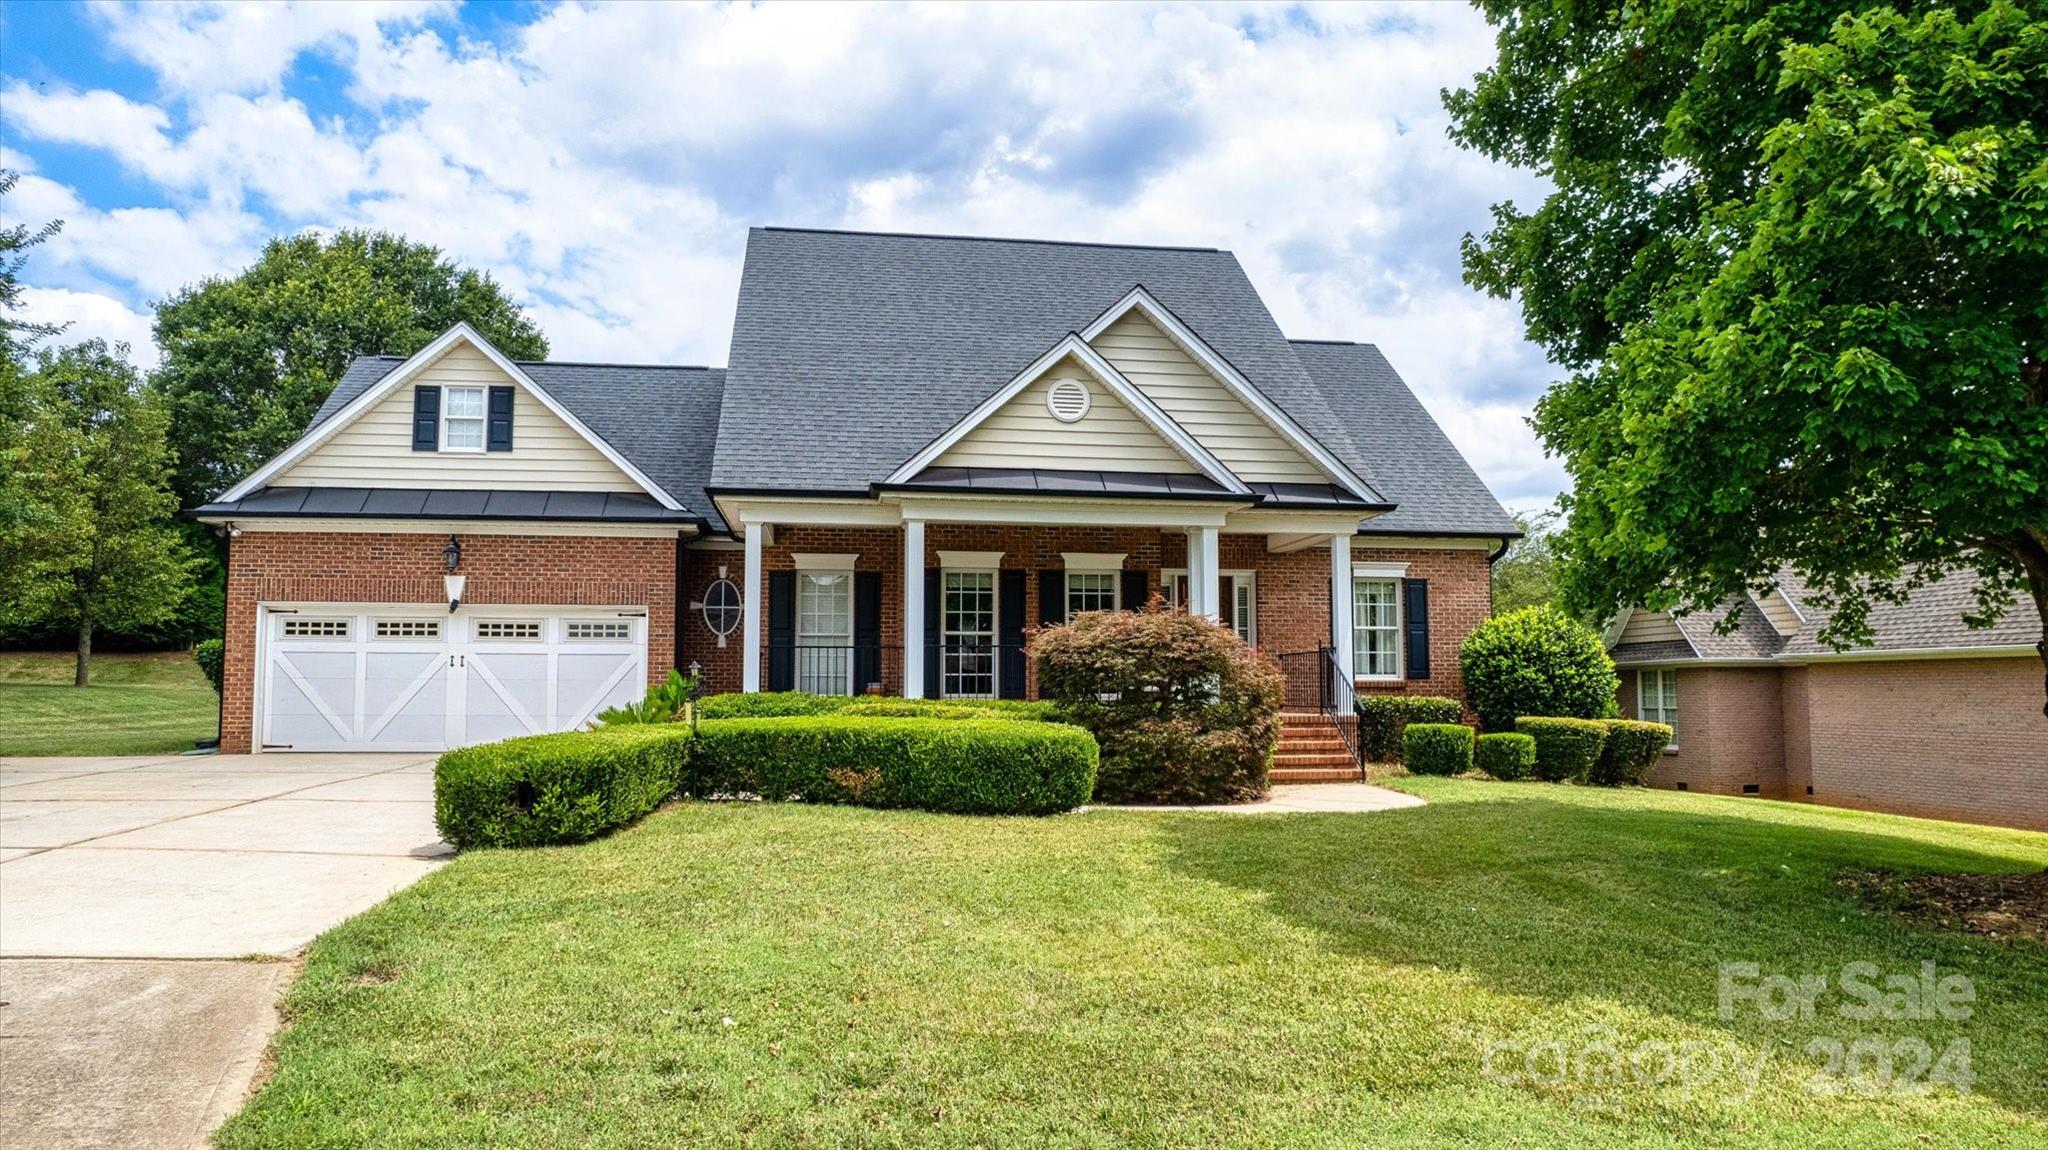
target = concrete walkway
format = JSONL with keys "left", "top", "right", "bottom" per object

{"left": 1091, "top": 781, "right": 1426, "bottom": 814}
{"left": 0, "top": 753, "right": 448, "bottom": 1149}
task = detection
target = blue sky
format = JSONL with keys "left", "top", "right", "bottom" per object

{"left": 1, "top": 1, "right": 1561, "bottom": 509}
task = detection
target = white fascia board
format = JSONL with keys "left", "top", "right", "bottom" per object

{"left": 717, "top": 496, "right": 904, "bottom": 532}
{"left": 889, "top": 493, "right": 1240, "bottom": 529}
{"left": 883, "top": 333, "right": 1249, "bottom": 496}
{"left": 217, "top": 323, "right": 684, "bottom": 511}
{"left": 1227, "top": 510, "right": 1373, "bottom": 537}
{"left": 1080, "top": 286, "right": 1381, "bottom": 504}
{"left": 212, "top": 517, "right": 688, "bottom": 539}
{"left": 1601, "top": 607, "right": 1634, "bottom": 648}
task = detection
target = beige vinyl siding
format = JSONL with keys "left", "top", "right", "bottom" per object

{"left": 933, "top": 357, "right": 1196, "bottom": 473}
{"left": 1754, "top": 589, "right": 1803, "bottom": 636}
{"left": 271, "top": 344, "right": 642, "bottom": 492}
{"left": 1618, "top": 609, "right": 1686, "bottom": 645}
{"left": 1090, "top": 312, "right": 1328, "bottom": 484}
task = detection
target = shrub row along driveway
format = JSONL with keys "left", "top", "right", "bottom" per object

{"left": 0, "top": 753, "right": 449, "bottom": 1149}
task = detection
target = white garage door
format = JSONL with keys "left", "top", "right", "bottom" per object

{"left": 258, "top": 606, "right": 648, "bottom": 751}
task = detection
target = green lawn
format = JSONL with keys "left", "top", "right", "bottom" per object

{"left": 220, "top": 780, "right": 2048, "bottom": 1149}
{"left": 0, "top": 651, "right": 218, "bottom": 756}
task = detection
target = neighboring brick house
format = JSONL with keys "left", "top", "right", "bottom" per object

{"left": 1608, "top": 571, "right": 2048, "bottom": 831}
{"left": 194, "top": 227, "right": 1516, "bottom": 758}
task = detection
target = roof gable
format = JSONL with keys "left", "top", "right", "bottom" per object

{"left": 893, "top": 335, "right": 1244, "bottom": 492}
{"left": 220, "top": 324, "right": 687, "bottom": 511}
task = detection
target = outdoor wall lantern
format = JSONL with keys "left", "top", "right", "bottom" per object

{"left": 443, "top": 535, "right": 465, "bottom": 613}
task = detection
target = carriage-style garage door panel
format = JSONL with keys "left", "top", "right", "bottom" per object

{"left": 259, "top": 606, "right": 646, "bottom": 751}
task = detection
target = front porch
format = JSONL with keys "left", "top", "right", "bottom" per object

{"left": 707, "top": 493, "right": 1372, "bottom": 711}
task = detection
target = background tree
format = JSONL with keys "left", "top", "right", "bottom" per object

{"left": 1, "top": 170, "right": 66, "bottom": 366}
{"left": 3, "top": 341, "right": 195, "bottom": 686}
{"left": 1447, "top": 1, "right": 2048, "bottom": 711}
{"left": 0, "top": 170, "right": 65, "bottom": 599}
{"left": 151, "top": 229, "right": 548, "bottom": 506}
{"left": 1491, "top": 507, "right": 1562, "bottom": 615}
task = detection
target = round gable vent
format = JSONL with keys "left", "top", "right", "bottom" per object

{"left": 1046, "top": 378, "right": 1092, "bottom": 423}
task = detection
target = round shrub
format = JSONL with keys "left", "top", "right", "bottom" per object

{"left": 1475, "top": 732, "right": 1537, "bottom": 780}
{"left": 1034, "top": 605, "right": 1282, "bottom": 804}
{"left": 1402, "top": 723, "right": 1475, "bottom": 776}
{"left": 1356, "top": 694, "right": 1463, "bottom": 763}
{"left": 192, "top": 638, "right": 224, "bottom": 695}
{"left": 1513, "top": 716, "right": 1609, "bottom": 783}
{"left": 690, "top": 716, "right": 1096, "bottom": 815}
{"left": 435, "top": 726, "right": 691, "bottom": 849}
{"left": 1459, "top": 607, "right": 1619, "bottom": 732}
{"left": 1592, "top": 719, "right": 1673, "bottom": 786}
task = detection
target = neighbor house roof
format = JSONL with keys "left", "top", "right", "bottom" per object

{"left": 308, "top": 356, "right": 726, "bottom": 527}
{"left": 1608, "top": 567, "right": 2043, "bottom": 666}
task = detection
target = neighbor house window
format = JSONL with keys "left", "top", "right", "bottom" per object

{"left": 1065, "top": 571, "right": 1118, "bottom": 618}
{"left": 1352, "top": 577, "right": 1400, "bottom": 678}
{"left": 1638, "top": 669, "right": 1678, "bottom": 742}
{"left": 796, "top": 572, "right": 854, "bottom": 695}
{"left": 442, "top": 385, "right": 486, "bottom": 450}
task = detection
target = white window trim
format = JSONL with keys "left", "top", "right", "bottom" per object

{"left": 795, "top": 568, "right": 857, "bottom": 695}
{"left": 1637, "top": 668, "right": 1680, "bottom": 748}
{"left": 939, "top": 567, "right": 1000, "bottom": 699}
{"left": 439, "top": 384, "right": 488, "bottom": 454}
{"left": 1060, "top": 552, "right": 1126, "bottom": 573}
{"left": 792, "top": 552, "right": 860, "bottom": 571}
{"left": 1351, "top": 575, "right": 1403, "bottom": 682}
{"left": 1063, "top": 570, "right": 1120, "bottom": 619}
{"left": 937, "top": 550, "right": 1005, "bottom": 569}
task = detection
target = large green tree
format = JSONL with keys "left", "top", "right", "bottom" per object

{"left": 3, "top": 341, "right": 195, "bottom": 686}
{"left": 151, "top": 230, "right": 548, "bottom": 505}
{"left": 1492, "top": 507, "right": 1564, "bottom": 616}
{"left": 1448, "top": 2, "right": 2048, "bottom": 710}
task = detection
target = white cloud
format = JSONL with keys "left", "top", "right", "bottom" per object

{"left": 11, "top": 1, "right": 1565, "bottom": 505}
{"left": 19, "top": 286, "right": 161, "bottom": 368}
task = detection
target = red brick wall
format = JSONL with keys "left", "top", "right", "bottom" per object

{"left": 1803, "top": 658, "right": 2048, "bottom": 831}
{"left": 1781, "top": 666, "right": 1813, "bottom": 798}
{"left": 1623, "top": 667, "right": 1787, "bottom": 797}
{"left": 222, "top": 530, "right": 678, "bottom": 753}
{"left": 1348, "top": 545, "right": 1494, "bottom": 707}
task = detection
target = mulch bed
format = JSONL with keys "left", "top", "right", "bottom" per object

{"left": 1840, "top": 869, "right": 2048, "bottom": 945}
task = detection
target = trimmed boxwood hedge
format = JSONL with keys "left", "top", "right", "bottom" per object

{"left": 1514, "top": 717, "right": 1609, "bottom": 783}
{"left": 695, "top": 691, "right": 1064, "bottom": 723}
{"left": 1402, "top": 722, "right": 1474, "bottom": 776}
{"left": 1475, "top": 732, "right": 1537, "bottom": 780}
{"left": 1592, "top": 719, "right": 1674, "bottom": 786}
{"left": 690, "top": 716, "right": 1096, "bottom": 815}
{"left": 1356, "top": 695, "right": 1464, "bottom": 763}
{"left": 435, "top": 725, "right": 691, "bottom": 849}
{"left": 193, "top": 638, "right": 225, "bottom": 695}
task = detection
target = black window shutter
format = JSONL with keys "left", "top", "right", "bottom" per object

{"left": 1402, "top": 578, "right": 1430, "bottom": 680}
{"left": 486, "top": 385, "right": 515, "bottom": 451}
{"left": 1038, "top": 569, "right": 1064, "bottom": 627}
{"left": 853, "top": 572, "right": 881, "bottom": 693}
{"left": 767, "top": 571, "right": 795, "bottom": 692}
{"left": 411, "top": 386, "right": 440, "bottom": 451}
{"left": 999, "top": 569, "right": 1027, "bottom": 699}
{"left": 923, "top": 569, "right": 942, "bottom": 699}
{"left": 1120, "top": 568, "right": 1148, "bottom": 612}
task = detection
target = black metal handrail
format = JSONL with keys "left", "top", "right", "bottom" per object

{"left": 1275, "top": 645, "right": 1360, "bottom": 762}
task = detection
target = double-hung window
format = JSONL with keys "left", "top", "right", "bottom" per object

{"left": 1352, "top": 577, "right": 1401, "bottom": 678}
{"left": 941, "top": 571, "right": 997, "bottom": 698}
{"left": 1637, "top": 669, "right": 1678, "bottom": 743}
{"left": 442, "top": 385, "right": 486, "bottom": 451}
{"left": 796, "top": 572, "right": 854, "bottom": 695}
{"left": 1065, "top": 572, "right": 1118, "bottom": 619}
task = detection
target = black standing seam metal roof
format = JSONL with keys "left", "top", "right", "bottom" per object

{"left": 190, "top": 486, "right": 697, "bottom": 523}
{"left": 274, "top": 227, "right": 1518, "bottom": 539}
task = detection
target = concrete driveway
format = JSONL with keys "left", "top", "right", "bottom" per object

{"left": 0, "top": 753, "right": 449, "bottom": 1148}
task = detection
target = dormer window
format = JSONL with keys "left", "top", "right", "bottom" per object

{"left": 442, "top": 386, "right": 486, "bottom": 451}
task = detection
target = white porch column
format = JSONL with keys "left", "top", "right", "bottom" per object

{"left": 742, "top": 523, "right": 764, "bottom": 692}
{"left": 902, "top": 517, "right": 925, "bottom": 698}
{"left": 1329, "top": 532, "right": 1355, "bottom": 714}
{"left": 1192, "top": 525, "right": 1221, "bottom": 622}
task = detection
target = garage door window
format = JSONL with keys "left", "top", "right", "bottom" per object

{"left": 566, "top": 621, "right": 632, "bottom": 641}
{"left": 282, "top": 618, "right": 349, "bottom": 639}
{"left": 475, "top": 620, "right": 542, "bottom": 641}
{"left": 374, "top": 619, "right": 440, "bottom": 639}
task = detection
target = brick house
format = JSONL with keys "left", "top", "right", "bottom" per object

{"left": 194, "top": 227, "right": 1517, "bottom": 761}
{"left": 1608, "top": 571, "right": 2047, "bottom": 831}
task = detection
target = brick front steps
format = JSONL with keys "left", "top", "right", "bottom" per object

{"left": 1272, "top": 711, "right": 1363, "bottom": 783}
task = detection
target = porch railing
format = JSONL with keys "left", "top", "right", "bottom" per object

{"left": 1275, "top": 645, "right": 1360, "bottom": 762}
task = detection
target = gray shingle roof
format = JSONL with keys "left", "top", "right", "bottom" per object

{"left": 1611, "top": 566, "right": 2041, "bottom": 664}
{"left": 311, "top": 356, "right": 727, "bottom": 528}
{"left": 1288, "top": 340, "right": 1518, "bottom": 537}
{"left": 711, "top": 227, "right": 1378, "bottom": 498}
